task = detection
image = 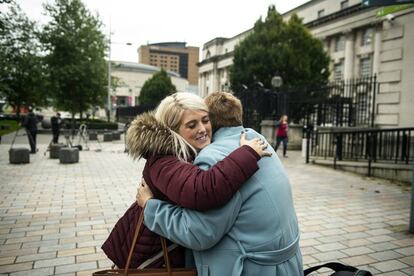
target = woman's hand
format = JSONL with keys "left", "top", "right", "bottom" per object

{"left": 136, "top": 179, "right": 154, "bottom": 208}
{"left": 240, "top": 133, "right": 272, "bottom": 157}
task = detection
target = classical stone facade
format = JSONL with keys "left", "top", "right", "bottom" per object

{"left": 198, "top": 0, "right": 414, "bottom": 128}
{"left": 110, "top": 61, "right": 189, "bottom": 108}
{"left": 138, "top": 42, "right": 199, "bottom": 88}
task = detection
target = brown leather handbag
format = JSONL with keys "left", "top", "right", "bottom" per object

{"left": 93, "top": 211, "right": 197, "bottom": 276}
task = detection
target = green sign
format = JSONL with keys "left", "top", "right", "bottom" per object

{"left": 376, "top": 3, "right": 414, "bottom": 16}
{"left": 363, "top": 0, "right": 414, "bottom": 6}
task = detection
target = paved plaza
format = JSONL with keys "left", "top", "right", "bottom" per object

{"left": 0, "top": 132, "right": 413, "bottom": 275}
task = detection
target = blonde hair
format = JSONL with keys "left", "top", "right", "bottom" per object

{"left": 155, "top": 92, "right": 209, "bottom": 161}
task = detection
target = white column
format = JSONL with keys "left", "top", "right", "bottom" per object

{"left": 344, "top": 31, "right": 355, "bottom": 80}
{"left": 372, "top": 27, "right": 382, "bottom": 75}
{"left": 212, "top": 63, "right": 219, "bottom": 93}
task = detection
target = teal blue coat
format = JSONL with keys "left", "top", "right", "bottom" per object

{"left": 144, "top": 126, "right": 303, "bottom": 276}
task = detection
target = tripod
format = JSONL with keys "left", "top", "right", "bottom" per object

{"left": 72, "top": 124, "right": 89, "bottom": 151}
{"left": 10, "top": 127, "right": 35, "bottom": 152}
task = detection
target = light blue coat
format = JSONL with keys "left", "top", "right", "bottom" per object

{"left": 144, "top": 126, "right": 303, "bottom": 276}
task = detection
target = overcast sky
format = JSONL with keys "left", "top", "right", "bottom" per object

{"left": 12, "top": 0, "right": 309, "bottom": 62}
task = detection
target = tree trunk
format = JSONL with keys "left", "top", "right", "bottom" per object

{"left": 71, "top": 112, "right": 75, "bottom": 138}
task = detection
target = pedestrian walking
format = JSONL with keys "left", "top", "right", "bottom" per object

{"left": 51, "top": 112, "right": 61, "bottom": 143}
{"left": 22, "top": 107, "right": 38, "bottom": 154}
{"left": 275, "top": 114, "right": 289, "bottom": 157}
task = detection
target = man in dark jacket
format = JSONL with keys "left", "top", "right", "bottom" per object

{"left": 51, "top": 112, "right": 61, "bottom": 143}
{"left": 22, "top": 107, "right": 38, "bottom": 153}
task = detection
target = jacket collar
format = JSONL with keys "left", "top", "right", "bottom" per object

{"left": 212, "top": 126, "right": 245, "bottom": 141}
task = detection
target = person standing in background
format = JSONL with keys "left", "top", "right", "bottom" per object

{"left": 22, "top": 107, "right": 38, "bottom": 154}
{"left": 51, "top": 112, "right": 61, "bottom": 143}
{"left": 275, "top": 114, "right": 289, "bottom": 157}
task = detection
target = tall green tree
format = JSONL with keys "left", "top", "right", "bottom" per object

{"left": 138, "top": 69, "right": 176, "bottom": 106}
{"left": 0, "top": 0, "right": 47, "bottom": 116}
{"left": 41, "top": 0, "right": 107, "bottom": 119}
{"left": 230, "top": 5, "right": 330, "bottom": 124}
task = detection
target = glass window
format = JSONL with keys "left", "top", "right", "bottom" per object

{"left": 335, "top": 35, "right": 345, "bottom": 52}
{"left": 334, "top": 63, "right": 343, "bottom": 81}
{"left": 359, "top": 57, "right": 372, "bottom": 77}
{"left": 116, "top": 96, "right": 127, "bottom": 107}
{"left": 361, "top": 28, "right": 373, "bottom": 46}
{"left": 318, "top": 9, "right": 325, "bottom": 18}
{"left": 341, "top": 0, "right": 349, "bottom": 9}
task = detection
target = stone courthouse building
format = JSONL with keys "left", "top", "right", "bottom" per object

{"left": 198, "top": 0, "right": 414, "bottom": 128}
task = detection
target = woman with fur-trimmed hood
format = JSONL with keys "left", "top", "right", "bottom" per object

{"left": 102, "top": 92, "right": 270, "bottom": 269}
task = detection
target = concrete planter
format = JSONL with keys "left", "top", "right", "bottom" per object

{"left": 103, "top": 132, "right": 113, "bottom": 142}
{"left": 112, "top": 131, "right": 121, "bottom": 140}
{"left": 59, "top": 147, "right": 79, "bottom": 164}
{"left": 88, "top": 132, "right": 98, "bottom": 141}
{"left": 9, "top": 148, "right": 30, "bottom": 164}
{"left": 50, "top": 143, "right": 66, "bottom": 159}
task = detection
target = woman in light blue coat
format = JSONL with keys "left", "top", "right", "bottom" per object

{"left": 138, "top": 92, "right": 303, "bottom": 276}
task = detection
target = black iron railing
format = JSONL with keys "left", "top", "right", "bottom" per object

{"left": 235, "top": 76, "right": 378, "bottom": 129}
{"left": 308, "top": 127, "right": 414, "bottom": 175}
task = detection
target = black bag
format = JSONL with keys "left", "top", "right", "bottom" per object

{"left": 304, "top": 262, "right": 373, "bottom": 276}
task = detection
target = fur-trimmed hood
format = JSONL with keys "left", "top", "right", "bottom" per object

{"left": 126, "top": 112, "right": 176, "bottom": 160}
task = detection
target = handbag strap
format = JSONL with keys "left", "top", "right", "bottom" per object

{"left": 123, "top": 210, "right": 173, "bottom": 276}
{"left": 304, "top": 262, "right": 372, "bottom": 275}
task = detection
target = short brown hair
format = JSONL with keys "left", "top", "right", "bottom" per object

{"left": 204, "top": 92, "right": 243, "bottom": 131}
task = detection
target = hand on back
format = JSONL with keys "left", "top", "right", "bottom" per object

{"left": 240, "top": 133, "right": 272, "bottom": 157}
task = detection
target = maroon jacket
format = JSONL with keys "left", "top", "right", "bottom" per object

{"left": 102, "top": 145, "right": 260, "bottom": 268}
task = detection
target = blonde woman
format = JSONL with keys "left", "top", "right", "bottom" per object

{"left": 102, "top": 92, "right": 270, "bottom": 268}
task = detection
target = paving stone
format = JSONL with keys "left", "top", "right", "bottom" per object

{"left": 58, "top": 247, "right": 95, "bottom": 257}
{"left": 369, "top": 250, "right": 404, "bottom": 261}
{"left": 402, "top": 266, "right": 414, "bottom": 275}
{"left": 367, "top": 235, "right": 396, "bottom": 243}
{"left": 367, "top": 242, "right": 401, "bottom": 252}
{"left": 313, "top": 251, "right": 348, "bottom": 262}
{"left": 399, "top": 255, "right": 414, "bottom": 266}
{"left": 21, "top": 238, "right": 59, "bottom": 249}
{"left": 340, "top": 254, "right": 377, "bottom": 266}
{"left": 314, "top": 242, "right": 347, "bottom": 252}
{"left": 300, "top": 239, "right": 321, "bottom": 247}
{"left": 0, "top": 248, "right": 38, "bottom": 258}
{"left": 0, "top": 256, "right": 16, "bottom": 265}
{"left": 55, "top": 261, "right": 97, "bottom": 274}
{"left": 395, "top": 246, "right": 414, "bottom": 256}
{"left": 15, "top": 252, "right": 56, "bottom": 263}
{"left": 392, "top": 239, "right": 414, "bottom": 247}
{"left": 340, "top": 246, "right": 374, "bottom": 256}
{"left": 9, "top": 267, "right": 54, "bottom": 276}
{"left": 34, "top": 256, "right": 75, "bottom": 268}
{"left": 376, "top": 271, "right": 409, "bottom": 276}
{"left": 0, "top": 262, "right": 33, "bottom": 274}
{"left": 370, "top": 260, "right": 408, "bottom": 272}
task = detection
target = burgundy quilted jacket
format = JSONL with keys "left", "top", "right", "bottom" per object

{"left": 101, "top": 112, "right": 260, "bottom": 269}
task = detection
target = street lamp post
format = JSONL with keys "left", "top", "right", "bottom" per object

{"left": 107, "top": 31, "right": 112, "bottom": 122}
{"left": 106, "top": 26, "right": 133, "bottom": 122}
